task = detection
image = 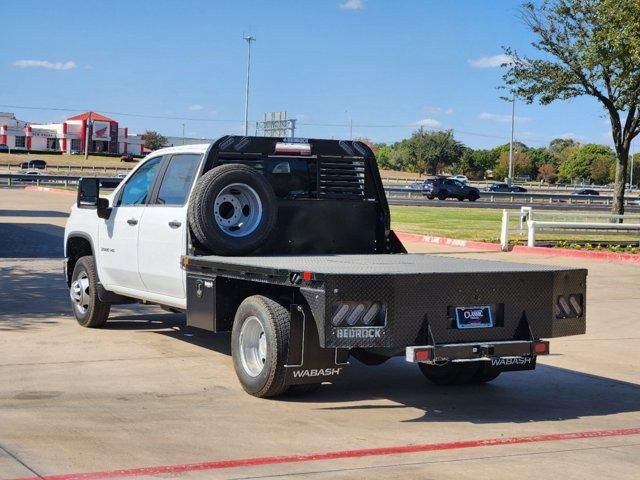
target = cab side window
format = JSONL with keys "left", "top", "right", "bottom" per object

{"left": 118, "top": 157, "right": 162, "bottom": 206}
{"left": 155, "top": 154, "right": 201, "bottom": 205}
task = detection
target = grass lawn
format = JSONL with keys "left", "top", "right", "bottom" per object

{"left": 390, "top": 205, "right": 640, "bottom": 246}
{"left": 391, "top": 206, "right": 503, "bottom": 242}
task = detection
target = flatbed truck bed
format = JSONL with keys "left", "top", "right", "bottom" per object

{"left": 183, "top": 252, "right": 587, "bottom": 388}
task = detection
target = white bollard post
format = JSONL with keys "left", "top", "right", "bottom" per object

{"left": 500, "top": 210, "right": 510, "bottom": 251}
{"left": 527, "top": 221, "right": 536, "bottom": 247}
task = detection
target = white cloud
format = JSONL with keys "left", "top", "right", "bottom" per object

{"left": 340, "top": 0, "right": 364, "bottom": 10}
{"left": 414, "top": 118, "right": 441, "bottom": 128}
{"left": 188, "top": 104, "right": 205, "bottom": 111}
{"left": 13, "top": 59, "right": 77, "bottom": 70}
{"left": 468, "top": 54, "right": 513, "bottom": 68}
{"left": 424, "top": 106, "right": 454, "bottom": 115}
{"left": 478, "top": 112, "right": 530, "bottom": 123}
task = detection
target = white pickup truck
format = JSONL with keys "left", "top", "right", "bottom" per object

{"left": 64, "top": 136, "right": 587, "bottom": 398}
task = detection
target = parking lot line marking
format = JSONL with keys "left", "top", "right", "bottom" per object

{"left": 10, "top": 427, "right": 640, "bottom": 480}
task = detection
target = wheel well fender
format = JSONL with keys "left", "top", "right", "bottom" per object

{"left": 65, "top": 234, "right": 94, "bottom": 286}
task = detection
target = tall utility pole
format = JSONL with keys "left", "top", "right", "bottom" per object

{"left": 182, "top": 123, "right": 185, "bottom": 145}
{"left": 243, "top": 35, "right": 256, "bottom": 136}
{"left": 84, "top": 112, "right": 92, "bottom": 160}
{"left": 507, "top": 94, "right": 515, "bottom": 186}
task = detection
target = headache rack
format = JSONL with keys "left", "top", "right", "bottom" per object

{"left": 196, "top": 135, "right": 400, "bottom": 255}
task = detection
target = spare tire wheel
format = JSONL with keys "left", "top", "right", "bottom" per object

{"left": 188, "top": 164, "right": 277, "bottom": 255}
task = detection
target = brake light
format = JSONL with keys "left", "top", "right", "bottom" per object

{"left": 274, "top": 142, "right": 311, "bottom": 155}
{"left": 302, "top": 271, "right": 312, "bottom": 281}
{"left": 534, "top": 341, "right": 549, "bottom": 355}
{"left": 415, "top": 349, "right": 431, "bottom": 362}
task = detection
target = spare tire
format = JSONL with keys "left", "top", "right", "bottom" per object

{"left": 188, "top": 164, "right": 277, "bottom": 255}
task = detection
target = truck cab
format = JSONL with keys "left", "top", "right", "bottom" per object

{"left": 65, "top": 144, "right": 207, "bottom": 310}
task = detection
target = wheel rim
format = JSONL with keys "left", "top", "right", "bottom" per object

{"left": 70, "top": 271, "right": 90, "bottom": 315}
{"left": 213, "top": 183, "right": 263, "bottom": 238}
{"left": 238, "top": 316, "right": 268, "bottom": 377}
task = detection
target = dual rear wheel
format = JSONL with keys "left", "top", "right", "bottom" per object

{"left": 231, "top": 295, "right": 321, "bottom": 398}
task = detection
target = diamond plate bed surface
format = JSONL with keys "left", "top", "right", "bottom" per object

{"left": 189, "top": 253, "right": 580, "bottom": 275}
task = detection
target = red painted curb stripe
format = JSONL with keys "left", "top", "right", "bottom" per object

{"left": 512, "top": 245, "right": 640, "bottom": 264}
{"left": 396, "top": 232, "right": 502, "bottom": 251}
{"left": 11, "top": 427, "right": 640, "bottom": 480}
{"left": 396, "top": 231, "right": 640, "bottom": 263}
{"left": 24, "top": 185, "right": 76, "bottom": 196}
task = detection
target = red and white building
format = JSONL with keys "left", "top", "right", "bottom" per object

{"left": 0, "top": 111, "right": 145, "bottom": 155}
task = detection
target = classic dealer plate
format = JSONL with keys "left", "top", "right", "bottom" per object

{"left": 455, "top": 306, "right": 493, "bottom": 329}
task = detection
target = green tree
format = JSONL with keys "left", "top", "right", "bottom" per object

{"left": 503, "top": 0, "right": 640, "bottom": 215}
{"left": 143, "top": 130, "right": 167, "bottom": 151}
{"left": 558, "top": 144, "right": 615, "bottom": 182}
{"left": 405, "top": 128, "right": 463, "bottom": 175}
{"left": 494, "top": 151, "right": 532, "bottom": 180}
{"left": 455, "top": 148, "right": 497, "bottom": 180}
{"left": 492, "top": 141, "right": 529, "bottom": 155}
{"left": 591, "top": 156, "right": 615, "bottom": 184}
{"left": 548, "top": 138, "right": 580, "bottom": 157}
{"left": 538, "top": 163, "right": 558, "bottom": 183}
{"left": 631, "top": 153, "right": 640, "bottom": 187}
{"left": 527, "top": 148, "right": 557, "bottom": 178}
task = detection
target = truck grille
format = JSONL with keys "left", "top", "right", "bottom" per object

{"left": 318, "top": 157, "right": 365, "bottom": 199}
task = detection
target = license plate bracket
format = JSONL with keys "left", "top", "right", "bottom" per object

{"left": 455, "top": 306, "right": 493, "bottom": 329}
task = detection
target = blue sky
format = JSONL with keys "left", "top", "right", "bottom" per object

{"left": 0, "top": 0, "right": 624, "bottom": 150}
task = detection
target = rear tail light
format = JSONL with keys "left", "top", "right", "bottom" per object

{"left": 405, "top": 346, "right": 433, "bottom": 363}
{"left": 534, "top": 341, "right": 549, "bottom": 355}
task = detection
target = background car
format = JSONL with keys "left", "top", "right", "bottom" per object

{"left": 484, "top": 182, "right": 528, "bottom": 193}
{"left": 404, "top": 180, "right": 424, "bottom": 190}
{"left": 20, "top": 159, "right": 47, "bottom": 170}
{"left": 120, "top": 153, "right": 135, "bottom": 162}
{"left": 0, "top": 144, "right": 9, "bottom": 153}
{"left": 16, "top": 170, "right": 42, "bottom": 183}
{"left": 448, "top": 174, "right": 469, "bottom": 184}
{"left": 422, "top": 177, "right": 480, "bottom": 201}
{"left": 572, "top": 188, "right": 600, "bottom": 195}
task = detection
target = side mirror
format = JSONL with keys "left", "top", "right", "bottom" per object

{"left": 77, "top": 177, "right": 99, "bottom": 208}
{"left": 77, "top": 177, "right": 112, "bottom": 219}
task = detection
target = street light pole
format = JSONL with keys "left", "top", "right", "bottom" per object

{"left": 182, "top": 123, "right": 185, "bottom": 145}
{"left": 243, "top": 35, "right": 256, "bottom": 136}
{"left": 507, "top": 94, "right": 515, "bottom": 186}
{"left": 84, "top": 112, "right": 92, "bottom": 160}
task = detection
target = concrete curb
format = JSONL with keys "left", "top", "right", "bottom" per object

{"left": 24, "top": 185, "right": 76, "bottom": 196}
{"left": 395, "top": 232, "right": 503, "bottom": 251}
{"left": 396, "top": 231, "right": 640, "bottom": 263}
{"left": 511, "top": 244, "right": 640, "bottom": 264}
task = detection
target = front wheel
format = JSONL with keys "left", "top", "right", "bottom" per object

{"left": 426, "top": 195, "right": 435, "bottom": 200}
{"left": 69, "top": 256, "right": 110, "bottom": 328}
{"left": 231, "top": 295, "right": 291, "bottom": 398}
{"left": 437, "top": 191, "right": 448, "bottom": 201}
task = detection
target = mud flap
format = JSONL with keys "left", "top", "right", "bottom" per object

{"left": 285, "top": 304, "right": 349, "bottom": 385}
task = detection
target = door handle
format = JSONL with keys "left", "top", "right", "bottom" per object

{"left": 127, "top": 218, "right": 138, "bottom": 226}
{"left": 168, "top": 220, "right": 182, "bottom": 228}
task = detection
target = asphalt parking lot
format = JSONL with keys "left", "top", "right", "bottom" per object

{"left": 1, "top": 187, "right": 639, "bottom": 480}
